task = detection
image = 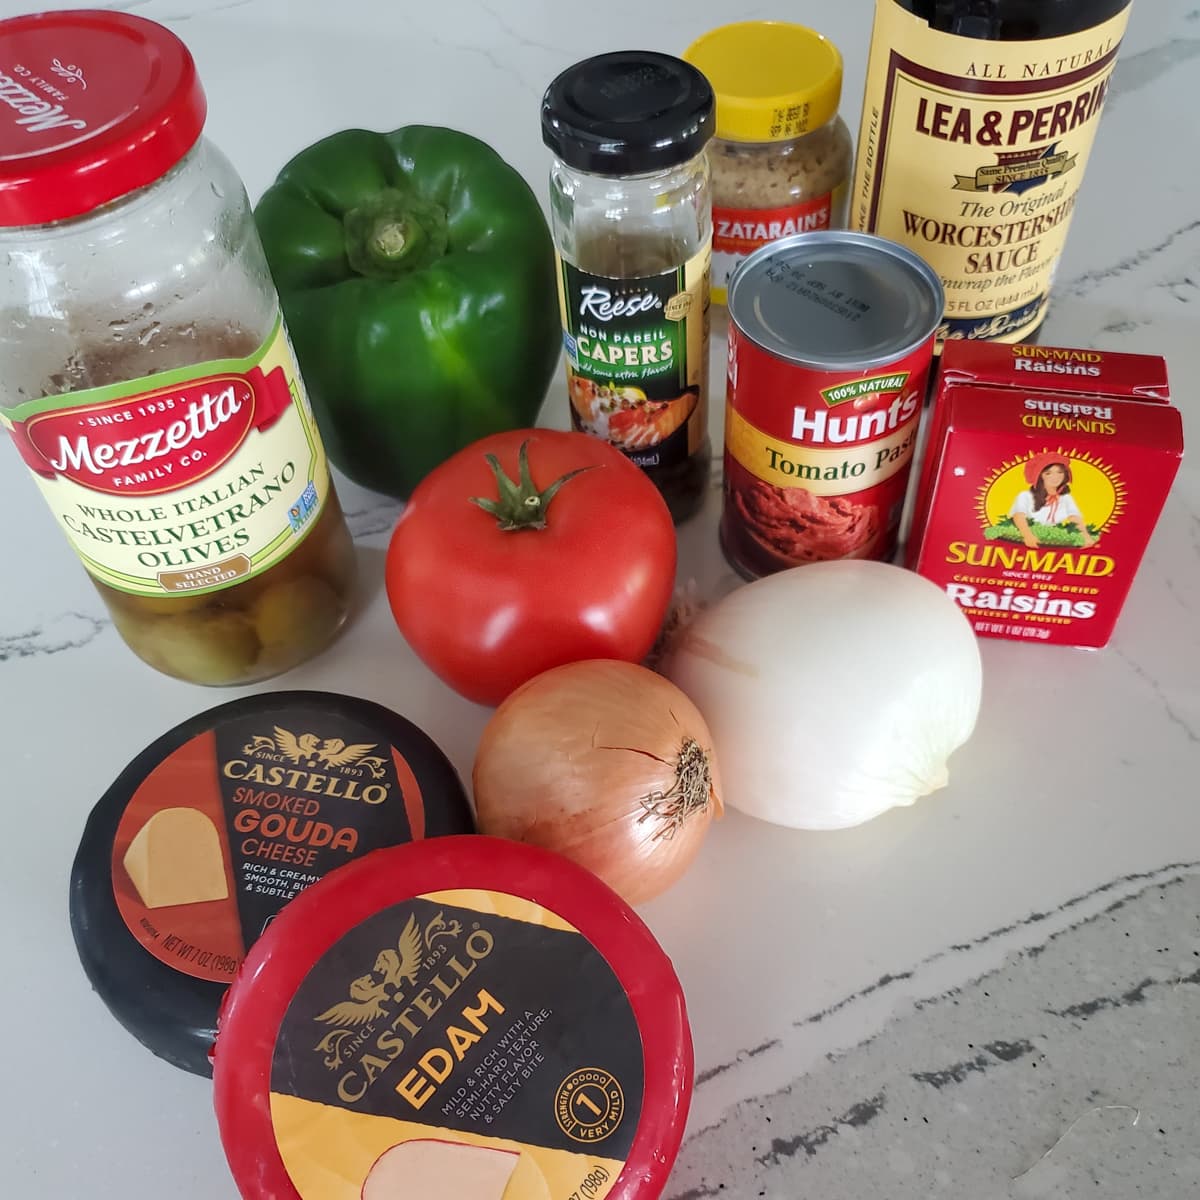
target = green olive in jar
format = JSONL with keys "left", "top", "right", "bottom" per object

{"left": 277, "top": 494, "right": 361, "bottom": 592}
{"left": 94, "top": 498, "right": 355, "bottom": 685}
{"left": 251, "top": 574, "right": 345, "bottom": 672}
{"left": 103, "top": 588, "right": 212, "bottom": 617}
{"left": 111, "top": 607, "right": 262, "bottom": 686}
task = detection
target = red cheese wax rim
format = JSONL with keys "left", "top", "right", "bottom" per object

{"left": 212, "top": 835, "right": 693, "bottom": 1200}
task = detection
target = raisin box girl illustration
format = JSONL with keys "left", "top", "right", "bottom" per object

{"left": 1009, "top": 451, "right": 1095, "bottom": 549}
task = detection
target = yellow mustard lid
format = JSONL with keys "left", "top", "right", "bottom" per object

{"left": 683, "top": 21, "right": 843, "bottom": 143}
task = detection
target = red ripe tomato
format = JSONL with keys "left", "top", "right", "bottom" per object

{"left": 385, "top": 429, "right": 677, "bottom": 706}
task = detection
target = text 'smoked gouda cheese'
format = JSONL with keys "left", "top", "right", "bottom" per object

{"left": 69, "top": 691, "right": 473, "bottom": 1076}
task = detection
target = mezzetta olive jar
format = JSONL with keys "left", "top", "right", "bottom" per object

{"left": 0, "top": 10, "right": 355, "bottom": 685}
{"left": 683, "top": 21, "right": 852, "bottom": 306}
{"left": 541, "top": 51, "right": 715, "bottom": 523}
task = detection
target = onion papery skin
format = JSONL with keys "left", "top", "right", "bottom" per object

{"left": 472, "top": 660, "right": 722, "bottom": 904}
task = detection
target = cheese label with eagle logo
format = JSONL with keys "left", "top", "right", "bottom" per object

{"left": 109, "top": 701, "right": 471, "bottom": 984}
{"left": 267, "top": 891, "right": 643, "bottom": 1199}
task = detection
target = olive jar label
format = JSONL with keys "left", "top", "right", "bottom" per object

{"left": 1, "top": 318, "right": 330, "bottom": 598}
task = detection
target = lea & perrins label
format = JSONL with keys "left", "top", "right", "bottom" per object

{"left": 213, "top": 837, "right": 694, "bottom": 1200}
{"left": 721, "top": 231, "right": 943, "bottom": 580}
{"left": 907, "top": 342, "right": 1182, "bottom": 648}
{"left": 851, "top": 2, "right": 1131, "bottom": 344}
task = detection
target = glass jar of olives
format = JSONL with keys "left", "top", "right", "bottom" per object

{"left": 0, "top": 10, "right": 355, "bottom": 685}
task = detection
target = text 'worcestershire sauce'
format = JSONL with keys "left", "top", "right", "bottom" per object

{"left": 851, "top": 0, "right": 1133, "bottom": 347}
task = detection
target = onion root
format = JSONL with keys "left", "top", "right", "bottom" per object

{"left": 637, "top": 738, "right": 713, "bottom": 841}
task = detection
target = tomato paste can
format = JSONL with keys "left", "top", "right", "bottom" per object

{"left": 722, "top": 230, "right": 944, "bottom": 578}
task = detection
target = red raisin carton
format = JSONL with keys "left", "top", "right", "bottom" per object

{"left": 907, "top": 342, "right": 1182, "bottom": 647}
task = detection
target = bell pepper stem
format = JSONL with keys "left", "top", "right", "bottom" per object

{"left": 371, "top": 222, "right": 410, "bottom": 259}
{"left": 343, "top": 189, "right": 449, "bottom": 279}
{"left": 470, "top": 440, "right": 594, "bottom": 531}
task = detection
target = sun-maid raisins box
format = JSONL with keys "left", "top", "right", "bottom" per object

{"left": 907, "top": 342, "right": 1183, "bottom": 648}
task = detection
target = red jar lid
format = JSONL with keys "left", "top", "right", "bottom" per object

{"left": 212, "top": 836, "right": 694, "bottom": 1200}
{"left": 0, "top": 9, "right": 206, "bottom": 226}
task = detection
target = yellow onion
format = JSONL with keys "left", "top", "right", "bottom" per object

{"left": 472, "top": 659, "right": 722, "bottom": 904}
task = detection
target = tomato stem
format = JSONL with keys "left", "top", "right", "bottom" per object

{"left": 469, "top": 439, "right": 594, "bottom": 531}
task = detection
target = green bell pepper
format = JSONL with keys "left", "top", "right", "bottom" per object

{"left": 254, "top": 126, "right": 561, "bottom": 498}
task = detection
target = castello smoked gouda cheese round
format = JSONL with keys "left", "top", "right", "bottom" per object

{"left": 69, "top": 691, "right": 473, "bottom": 1077}
{"left": 212, "top": 836, "right": 693, "bottom": 1200}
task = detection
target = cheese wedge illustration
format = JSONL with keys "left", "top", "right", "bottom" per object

{"left": 123, "top": 807, "right": 228, "bottom": 909}
{"left": 361, "top": 1140, "right": 520, "bottom": 1200}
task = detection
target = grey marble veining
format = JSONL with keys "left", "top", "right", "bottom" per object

{"left": 341, "top": 494, "right": 403, "bottom": 541}
{"left": 669, "top": 868, "right": 1200, "bottom": 1200}
{"left": 0, "top": 609, "right": 109, "bottom": 662}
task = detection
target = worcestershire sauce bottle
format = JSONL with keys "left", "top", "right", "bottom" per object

{"left": 851, "top": 0, "right": 1133, "bottom": 346}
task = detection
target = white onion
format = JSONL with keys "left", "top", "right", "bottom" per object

{"left": 663, "top": 561, "right": 982, "bottom": 830}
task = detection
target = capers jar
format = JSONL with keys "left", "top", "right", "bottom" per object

{"left": 541, "top": 51, "right": 715, "bottom": 523}
{"left": 684, "top": 21, "right": 852, "bottom": 304}
{"left": 0, "top": 10, "right": 355, "bottom": 685}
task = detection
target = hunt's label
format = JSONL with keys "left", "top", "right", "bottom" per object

{"left": 712, "top": 192, "right": 845, "bottom": 303}
{"left": 721, "top": 315, "right": 936, "bottom": 578}
{"left": 1, "top": 319, "right": 330, "bottom": 597}
{"left": 557, "top": 248, "right": 709, "bottom": 471}
{"left": 850, "top": 2, "right": 1131, "bottom": 344}
{"left": 268, "top": 891, "right": 643, "bottom": 1198}
{"left": 908, "top": 341, "right": 1183, "bottom": 648}
{"left": 111, "top": 707, "right": 433, "bottom": 984}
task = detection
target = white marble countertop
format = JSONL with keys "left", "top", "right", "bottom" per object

{"left": 2, "top": 1, "right": 1198, "bottom": 1197}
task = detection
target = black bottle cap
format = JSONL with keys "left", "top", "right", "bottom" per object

{"left": 541, "top": 50, "right": 715, "bottom": 175}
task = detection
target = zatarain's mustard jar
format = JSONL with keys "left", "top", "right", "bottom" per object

{"left": 0, "top": 10, "right": 356, "bottom": 685}
{"left": 684, "top": 21, "right": 852, "bottom": 305}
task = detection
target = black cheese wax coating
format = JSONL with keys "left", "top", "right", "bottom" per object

{"left": 69, "top": 690, "right": 473, "bottom": 1076}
